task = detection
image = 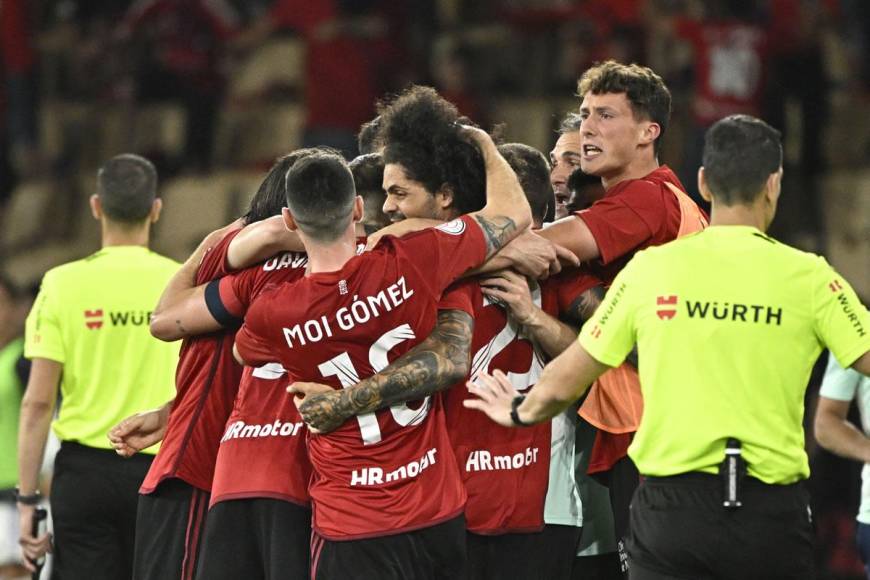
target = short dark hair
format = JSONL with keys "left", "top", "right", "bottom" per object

{"left": 244, "top": 147, "right": 340, "bottom": 224}
{"left": 96, "top": 154, "right": 157, "bottom": 222}
{"left": 349, "top": 153, "right": 385, "bottom": 196}
{"left": 357, "top": 116, "right": 381, "bottom": 155}
{"left": 559, "top": 113, "right": 582, "bottom": 134}
{"left": 377, "top": 85, "right": 486, "bottom": 214}
{"left": 350, "top": 153, "right": 388, "bottom": 232}
{"left": 284, "top": 152, "right": 357, "bottom": 242}
{"left": 702, "top": 115, "right": 783, "bottom": 205}
{"left": 498, "top": 143, "right": 551, "bottom": 224}
{"left": 577, "top": 61, "right": 671, "bottom": 155}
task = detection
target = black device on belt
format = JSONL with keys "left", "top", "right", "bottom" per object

{"left": 720, "top": 438, "right": 746, "bottom": 509}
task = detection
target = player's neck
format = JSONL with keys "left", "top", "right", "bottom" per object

{"left": 101, "top": 220, "right": 151, "bottom": 248}
{"left": 305, "top": 235, "right": 358, "bottom": 274}
{"left": 600, "top": 154, "right": 659, "bottom": 191}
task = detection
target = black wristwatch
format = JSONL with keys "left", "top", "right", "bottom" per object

{"left": 14, "top": 487, "right": 41, "bottom": 505}
{"left": 510, "top": 395, "right": 532, "bottom": 427}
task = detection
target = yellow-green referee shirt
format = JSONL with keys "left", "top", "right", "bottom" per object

{"left": 25, "top": 246, "right": 180, "bottom": 453}
{"left": 579, "top": 225, "right": 870, "bottom": 484}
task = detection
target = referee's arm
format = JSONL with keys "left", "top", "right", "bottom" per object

{"left": 464, "top": 340, "right": 611, "bottom": 427}
{"left": 17, "top": 358, "right": 61, "bottom": 565}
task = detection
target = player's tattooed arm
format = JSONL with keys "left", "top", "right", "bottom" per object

{"left": 561, "top": 286, "right": 606, "bottom": 329}
{"left": 561, "top": 286, "right": 638, "bottom": 368}
{"left": 293, "top": 310, "right": 474, "bottom": 434}
{"left": 474, "top": 215, "right": 519, "bottom": 260}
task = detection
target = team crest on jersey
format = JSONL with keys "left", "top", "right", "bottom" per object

{"left": 656, "top": 295, "right": 678, "bottom": 320}
{"left": 436, "top": 219, "right": 466, "bottom": 235}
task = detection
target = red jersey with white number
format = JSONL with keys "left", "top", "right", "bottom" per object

{"left": 236, "top": 217, "right": 486, "bottom": 540}
{"left": 445, "top": 270, "right": 601, "bottom": 533}
{"left": 141, "top": 229, "right": 244, "bottom": 494}
{"left": 208, "top": 250, "right": 313, "bottom": 506}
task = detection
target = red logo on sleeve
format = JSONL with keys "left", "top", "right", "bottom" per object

{"left": 829, "top": 280, "right": 843, "bottom": 293}
{"left": 656, "top": 295, "right": 678, "bottom": 320}
{"left": 84, "top": 309, "right": 104, "bottom": 329}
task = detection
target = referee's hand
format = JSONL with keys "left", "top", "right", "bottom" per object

{"left": 463, "top": 370, "right": 517, "bottom": 428}
{"left": 17, "top": 503, "right": 51, "bottom": 572}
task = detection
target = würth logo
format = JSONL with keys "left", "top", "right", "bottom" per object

{"left": 829, "top": 280, "right": 843, "bottom": 293}
{"left": 656, "top": 295, "right": 678, "bottom": 320}
{"left": 84, "top": 309, "right": 104, "bottom": 329}
{"left": 83, "top": 309, "right": 152, "bottom": 329}
{"left": 590, "top": 324, "right": 602, "bottom": 338}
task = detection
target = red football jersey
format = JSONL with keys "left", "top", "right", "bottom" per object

{"left": 575, "top": 165, "right": 692, "bottom": 286}
{"left": 575, "top": 166, "right": 706, "bottom": 471}
{"left": 445, "top": 270, "right": 601, "bottom": 533}
{"left": 141, "top": 229, "right": 244, "bottom": 494}
{"left": 208, "top": 250, "right": 313, "bottom": 506}
{"left": 235, "top": 216, "right": 486, "bottom": 540}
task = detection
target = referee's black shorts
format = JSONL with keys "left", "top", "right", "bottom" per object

{"left": 627, "top": 473, "right": 814, "bottom": 580}
{"left": 133, "top": 477, "right": 209, "bottom": 580}
{"left": 312, "top": 515, "right": 466, "bottom": 580}
{"left": 194, "top": 498, "right": 310, "bottom": 580}
{"left": 50, "top": 442, "right": 152, "bottom": 580}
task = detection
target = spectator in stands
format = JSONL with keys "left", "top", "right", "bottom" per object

{"left": 121, "top": 0, "right": 239, "bottom": 171}
{"left": 650, "top": 0, "right": 769, "bottom": 205}
{"left": 233, "top": 0, "right": 405, "bottom": 158}
{"left": 0, "top": 0, "right": 38, "bottom": 188}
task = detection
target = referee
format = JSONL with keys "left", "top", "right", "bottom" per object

{"left": 465, "top": 115, "right": 870, "bottom": 579}
{"left": 17, "top": 155, "right": 179, "bottom": 579}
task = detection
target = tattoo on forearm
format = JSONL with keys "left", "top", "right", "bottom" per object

{"left": 474, "top": 215, "right": 518, "bottom": 258}
{"left": 562, "top": 286, "right": 605, "bottom": 328}
{"left": 299, "top": 310, "right": 473, "bottom": 432}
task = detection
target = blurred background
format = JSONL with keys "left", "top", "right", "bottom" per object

{"left": 0, "top": 0, "right": 867, "bottom": 578}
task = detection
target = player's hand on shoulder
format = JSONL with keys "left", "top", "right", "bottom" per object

{"left": 499, "top": 230, "right": 579, "bottom": 279}
{"left": 480, "top": 269, "right": 536, "bottom": 325}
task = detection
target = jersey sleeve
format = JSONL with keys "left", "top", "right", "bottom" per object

{"left": 392, "top": 214, "right": 487, "bottom": 296}
{"left": 818, "top": 353, "right": 861, "bottom": 402}
{"left": 577, "top": 256, "right": 643, "bottom": 367}
{"left": 812, "top": 259, "right": 870, "bottom": 368}
{"left": 437, "top": 280, "right": 477, "bottom": 317}
{"left": 196, "top": 227, "right": 243, "bottom": 284}
{"left": 24, "top": 271, "right": 65, "bottom": 363}
{"left": 574, "top": 182, "right": 667, "bottom": 266}
{"left": 233, "top": 300, "right": 278, "bottom": 368}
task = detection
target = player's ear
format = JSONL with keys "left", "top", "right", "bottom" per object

{"left": 640, "top": 121, "right": 661, "bottom": 147}
{"left": 282, "top": 207, "right": 298, "bottom": 232}
{"left": 90, "top": 194, "right": 102, "bottom": 220}
{"left": 353, "top": 196, "right": 364, "bottom": 221}
{"left": 435, "top": 183, "right": 455, "bottom": 210}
